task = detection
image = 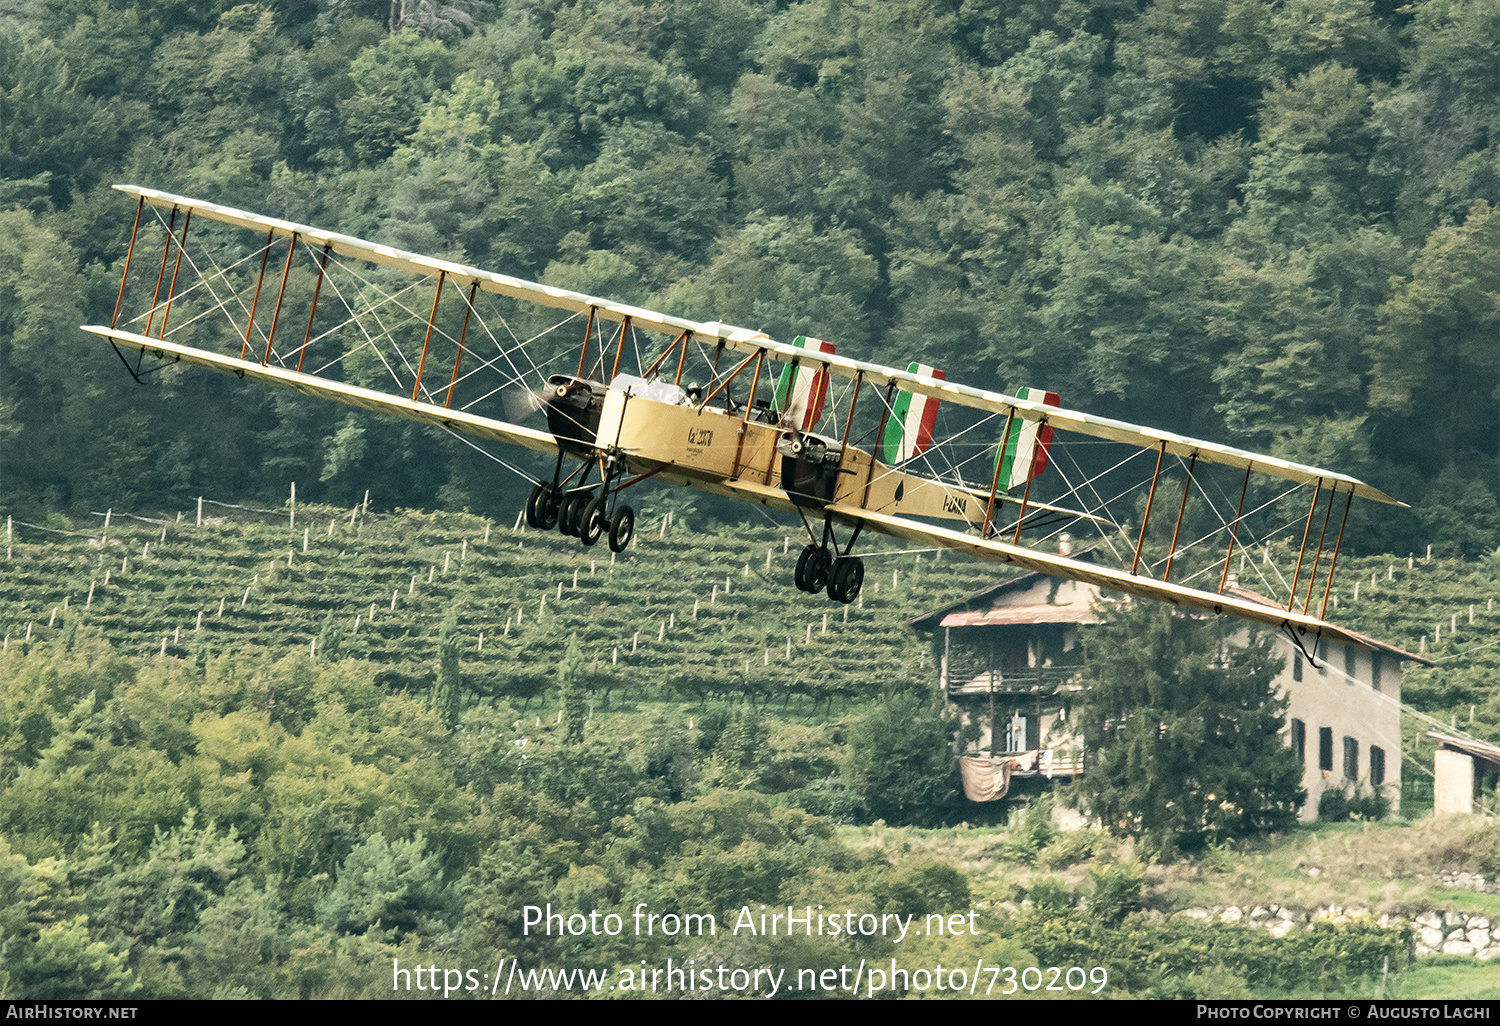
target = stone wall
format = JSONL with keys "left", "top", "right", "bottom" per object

{"left": 1170, "top": 902, "right": 1497, "bottom": 961}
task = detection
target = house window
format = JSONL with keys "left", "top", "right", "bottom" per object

{"left": 1319, "top": 727, "right": 1334, "bottom": 772}
{"left": 1291, "top": 719, "right": 1306, "bottom": 766}
{"left": 1293, "top": 650, "right": 1303, "bottom": 682}
{"left": 1343, "top": 736, "right": 1359, "bottom": 781}
{"left": 1370, "top": 746, "right": 1386, "bottom": 787}
{"left": 1371, "top": 654, "right": 1382, "bottom": 693}
{"left": 1344, "top": 646, "right": 1356, "bottom": 682}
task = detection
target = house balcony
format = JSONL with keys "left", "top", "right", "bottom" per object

{"left": 944, "top": 663, "right": 1084, "bottom": 696}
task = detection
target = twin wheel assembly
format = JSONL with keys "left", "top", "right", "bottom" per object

{"left": 794, "top": 544, "right": 864, "bottom": 604}
{"left": 523, "top": 481, "right": 635, "bottom": 553}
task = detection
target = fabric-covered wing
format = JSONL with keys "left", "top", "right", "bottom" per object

{"left": 824, "top": 501, "right": 1374, "bottom": 650}
{"left": 112, "top": 184, "right": 1401, "bottom": 506}
{"left": 82, "top": 326, "right": 559, "bottom": 457}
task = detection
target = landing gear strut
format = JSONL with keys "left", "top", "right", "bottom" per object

{"left": 792, "top": 514, "right": 863, "bottom": 604}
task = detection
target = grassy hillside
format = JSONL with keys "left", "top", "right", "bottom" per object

{"left": 2, "top": 502, "right": 1499, "bottom": 999}
{"left": 0, "top": 500, "right": 1001, "bottom": 707}
{"left": 4, "top": 500, "right": 1497, "bottom": 746}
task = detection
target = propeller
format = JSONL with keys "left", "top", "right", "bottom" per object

{"left": 501, "top": 384, "right": 548, "bottom": 422}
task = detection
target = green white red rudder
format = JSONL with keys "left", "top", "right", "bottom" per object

{"left": 772, "top": 336, "right": 835, "bottom": 432}
{"left": 881, "top": 363, "right": 945, "bottom": 464}
{"left": 994, "top": 387, "right": 1060, "bottom": 489}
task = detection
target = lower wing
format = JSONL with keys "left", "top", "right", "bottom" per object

{"left": 83, "top": 326, "right": 559, "bottom": 458}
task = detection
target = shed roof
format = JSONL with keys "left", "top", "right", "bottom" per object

{"left": 939, "top": 604, "right": 1100, "bottom": 628}
{"left": 1427, "top": 731, "right": 1500, "bottom": 768}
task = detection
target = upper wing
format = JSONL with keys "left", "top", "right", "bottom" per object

{"left": 109, "top": 184, "right": 1401, "bottom": 506}
{"left": 82, "top": 326, "right": 558, "bottom": 457}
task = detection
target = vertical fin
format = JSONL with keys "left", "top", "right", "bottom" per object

{"left": 994, "top": 386, "right": 1060, "bottom": 489}
{"left": 881, "top": 363, "right": 945, "bottom": 464}
{"left": 772, "top": 335, "right": 835, "bottom": 431}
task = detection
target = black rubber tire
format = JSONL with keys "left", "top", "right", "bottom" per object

{"left": 572, "top": 493, "right": 593, "bottom": 536}
{"left": 804, "top": 547, "right": 832, "bottom": 593}
{"left": 536, "top": 484, "right": 560, "bottom": 530}
{"left": 828, "top": 556, "right": 864, "bottom": 604}
{"left": 565, "top": 493, "right": 590, "bottom": 536}
{"left": 608, "top": 505, "right": 635, "bottom": 553}
{"left": 525, "top": 483, "right": 543, "bottom": 528}
{"left": 794, "top": 543, "right": 819, "bottom": 592}
{"left": 579, "top": 496, "right": 606, "bottom": 546}
{"left": 826, "top": 557, "right": 845, "bottom": 602}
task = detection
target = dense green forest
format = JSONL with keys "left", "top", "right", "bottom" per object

{"left": 0, "top": 0, "right": 1496, "bottom": 557}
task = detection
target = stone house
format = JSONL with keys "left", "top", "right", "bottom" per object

{"left": 909, "top": 559, "right": 1430, "bottom": 820}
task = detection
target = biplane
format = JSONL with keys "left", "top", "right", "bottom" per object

{"left": 82, "top": 185, "right": 1405, "bottom": 654}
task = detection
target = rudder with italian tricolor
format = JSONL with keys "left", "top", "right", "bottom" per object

{"left": 881, "top": 363, "right": 945, "bottom": 464}
{"left": 772, "top": 335, "right": 836, "bottom": 432}
{"left": 994, "top": 386, "right": 1060, "bottom": 489}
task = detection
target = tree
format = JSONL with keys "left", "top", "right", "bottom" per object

{"left": 313, "top": 831, "right": 451, "bottom": 937}
{"left": 431, "top": 607, "right": 462, "bottom": 729}
{"left": 1074, "top": 603, "right": 1304, "bottom": 854}
{"left": 1367, "top": 204, "right": 1499, "bottom": 494}
{"left": 556, "top": 636, "right": 587, "bottom": 745}
{"left": 844, "top": 694, "right": 957, "bottom": 827}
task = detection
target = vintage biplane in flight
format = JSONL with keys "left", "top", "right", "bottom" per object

{"left": 83, "top": 185, "right": 1404, "bottom": 654}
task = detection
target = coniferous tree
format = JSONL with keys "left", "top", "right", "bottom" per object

{"left": 431, "top": 606, "right": 462, "bottom": 729}
{"left": 1074, "top": 603, "right": 1305, "bottom": 855}
{"left": 557, "top": 635, "right": 587, "bottom": 745}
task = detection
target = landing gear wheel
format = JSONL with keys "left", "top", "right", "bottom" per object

{"left": 802, "top": 547, "right": 833, "bottom": 594}
{"left": 524, "top": 483, "right": 544, "bottom": 528}
{"left": 794, "top": 544, "right": 818, "bottom": 592}
{"left": 565, "top": 492, "right": 592, "bottom": 536}
{"left": 827, "top": 556, "right": 864, "bottom": 604}
{"left": 573, "top": 493, "right": 595, "bottom": 536}
{"left": 536, "top": 484, "right": 560, "bottom": 530}
{"left": 608, "top": 505, "right": 635, "bottom": 553}
{"left": 579, "top": 496, "right": 606, "bottom": 547}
